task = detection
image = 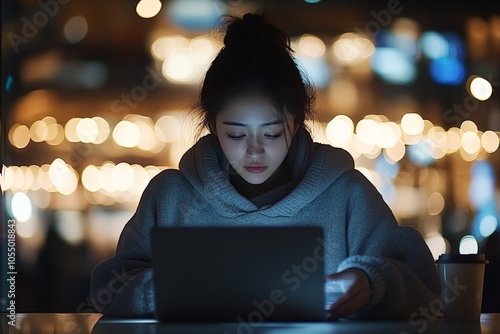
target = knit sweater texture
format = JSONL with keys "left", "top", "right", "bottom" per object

{"left": 89, "top": 130, "right": 440, "bottom": 318}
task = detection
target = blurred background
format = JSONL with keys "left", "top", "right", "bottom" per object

{"left": 1, "top": 0, "right": 499, "bottom": 312}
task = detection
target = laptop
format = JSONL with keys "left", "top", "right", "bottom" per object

{"left": 151, "top": 226, "right": 326, "bottom": 322}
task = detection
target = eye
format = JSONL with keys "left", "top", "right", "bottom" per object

{"left": 265, "top": 132, "right": 283, "bottom": 139}
{"left": 227, "top": 134, "right": 245, "bottom": 141}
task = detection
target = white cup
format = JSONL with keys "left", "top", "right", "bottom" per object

{"left": 436, "top": 253, "right": 488, "bottom": 321}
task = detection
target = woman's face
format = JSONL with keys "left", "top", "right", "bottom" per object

{"left": 215, "top": 95, "right": 296, "bottom": 185}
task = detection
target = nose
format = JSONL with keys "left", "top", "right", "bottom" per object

{"left": 246, "top": 140, "right": 264, "bottom": 159}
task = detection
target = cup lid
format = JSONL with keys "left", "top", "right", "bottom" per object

{"left": 436, "top": 253, "right": 489, "bottom": 264}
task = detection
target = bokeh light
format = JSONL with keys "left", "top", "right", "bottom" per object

{"left": 481, "top": 130, "right": 499, "bottom": 153}
{"left": 459, "top": 235, "right": 478, "bottom": 254}
{"left": 446, "top": 128, "right": 462, "bottom": 153}
{"left": 468, "top": 76, "right": 493, "bottom": 101}
{"left": 401, "top": 113, "right": 424, "bottom": 136}
{"left": 30, "top": 120, "right": 48, "bottom": 142}
{"left": 152, "top": 35, "right": 189, "bottom": 60}
{"left": 428, "top": 192, "right": 445, "bottom": 216}
{"left": 460, "top": 120, "right": 478, "bottom": 133}
{"left": 461, "top": 131, "right": 481, "bottom": 155}
{"left": 9, "top": 124, "right": 30, "bottom": 149}
{"left": 425, "top": 234, "right": 448, "bottom": 260}
{"left": 421, "top": 31, "right": 449, "bottom": 59}
{"left": 76, "top": 118, "right": 99, "bottom": 143}
{"left": 112, "top": 162, "right": 135, "bottom": 192}
{"left": 49, "top": 158, "right": 79, "bottom": 195}
{"left": 162, "top": 54, "right": 195, "bottom": 83}
{"left": 65, "top": 118, "right": 81, "bottom": 142}
{"left": 429, "top": 58, "right": 464, "bottom": 85}
{"left": 167, "top": 0, "right": 224, "bottom": 30}
{"left": 155, "top": 115, "right": 182, "bottom": 142}
{"left": 82, "top": 165, "right": 103, "bottom": 192}
{"left": 326, "top": 115, "right": 354, "bottom": 147}
{"left": 297, "top": 34, "right": 326, "bottom": 58}
{"left": 371, "top": 47, "right": 416, "bottom": 84}
{"left": 332, "top": 33, "right": 375, "bottom": 65}
{"left": 11, "top": 192, "right": 32, "bottom": 222}
{"left": 376, "top": 122, "right": 401, "bottom": 148}
{"left": 64, "top": 16, "right": 88, "bottom": 43}
{"left": 384, "top": 140, "right": 406, "bottom": 163}
{"left": 136, "top": 0, "right": 162, "bottom": 19}
{"left": 92, "top": 117, "right": 110, "bottom": 144}
{"left": 189, "top": 36, "right": 216, "bottom": 65}
{"left": 479, "top": 215, "right": 498, "bottom": 238}
{"left": 152, "top": 34, "right": 217, "bottom": 85}
{"left": 113, "top": 120, "right": 141, "bottom": 148}
{"left": 100, "top": 162, "right": 116, "bottom": 193}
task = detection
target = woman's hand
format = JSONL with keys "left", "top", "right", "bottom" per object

{"left": 326, "top": 268, "right": 372, "bottom": 318}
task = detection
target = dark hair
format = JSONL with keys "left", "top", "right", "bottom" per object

{"left": 195, "top": 13, "right": 315, "bottom": 135}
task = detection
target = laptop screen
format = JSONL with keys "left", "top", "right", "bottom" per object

{"left": 152, "top": 226, "right": 325, "bottom": 322}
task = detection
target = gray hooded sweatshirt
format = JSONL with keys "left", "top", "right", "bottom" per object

{"left": 89, "top": 129, "right": 440, "bottom": 319}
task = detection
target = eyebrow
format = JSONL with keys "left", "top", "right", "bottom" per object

{"left": 221, "top": 120, "right": 284, "bottom": 127}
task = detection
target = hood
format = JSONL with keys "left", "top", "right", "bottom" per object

{"left": 178, "top": 128, "right": 354, "bottom": 218}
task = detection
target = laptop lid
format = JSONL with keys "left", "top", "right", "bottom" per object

{"left": 151, "top": 226, "right": 325, "bottom": 322}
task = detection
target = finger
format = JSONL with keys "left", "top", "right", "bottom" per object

{"left": 328, "top": 288, "right": 372, "bottom": 318}
{"left": 329, "top": 292, "right": 371, "bottom": 318}
{"left": 330, "top": 289, "right": 371, "bottom": 317}
{"left": 325, "top": 276, "right": 365, "bottom": 313}
{"left": 328, "top": 286, "right": 363, "bottom": 312}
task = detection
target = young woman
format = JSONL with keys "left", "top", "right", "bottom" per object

{"left": 90, "top": 13, "right": 440, "bottom": 319}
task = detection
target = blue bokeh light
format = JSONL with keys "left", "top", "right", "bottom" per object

{"left": 375, "top": 155, "right": 400, "bottom": 180}
{"left": 5, "top": 75, "right": 14, "bottom": 92}
{"left": 371, "top": 47, "right": 416, "bottom": 84}
{"left": 167, "top": 0, "right": 225, "bottom": 30}
{"left": 469, "top": 160, "right": 495, "bottom": 209}
{"left": 376, "top": 30, "right": 419, "bottom": 60}
{"left": 295, "top": 57, "right": 331, "bottom": 89}
{"left": 421, "top": 31, "right": 449, "bottom": 59}
{"left": 429, "top": 58, "right": 465, "bottom": 85}
{"left": 406, "top": 140, "right": 435, "bottom": 166}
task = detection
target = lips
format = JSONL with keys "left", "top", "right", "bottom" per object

{"left": 244, "top": 166, "right": 268, "bottom": 173}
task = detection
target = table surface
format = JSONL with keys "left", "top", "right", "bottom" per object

{"left": 1, "top": 313, "right": 499, "bottom": 334}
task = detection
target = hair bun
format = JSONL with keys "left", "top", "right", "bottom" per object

{"left": 223, "top": 13, "right": 290, "bottom": 51}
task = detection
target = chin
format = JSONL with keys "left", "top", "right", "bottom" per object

{"left": 242, "top": 174, "right": 269, "bottom": 185}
